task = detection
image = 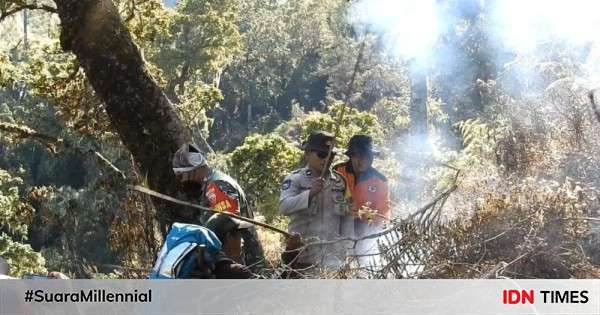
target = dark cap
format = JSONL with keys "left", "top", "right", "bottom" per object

{"left": 172, "top": 142, "right": 208, "bottom": 173}
{"left": 345, "top": 135, "right": 380, "bottom": 157}
{"left": 204, "top": 213, "right": 252, "bottom": 241}
{"left": 301, "top": 130, "right": 335, "bottom": 152}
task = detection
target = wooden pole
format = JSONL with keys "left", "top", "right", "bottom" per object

{"left": 132, "top": 185, "right": 294, "bottom": 238}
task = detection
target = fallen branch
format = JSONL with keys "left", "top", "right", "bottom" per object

{"left": 304, "top": 181, "right": 460, "bottom": 247}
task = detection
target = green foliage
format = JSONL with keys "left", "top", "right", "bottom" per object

{"left": 212, "top": 0, "right": 410, "bottom": 148}
{"left": 0, "top": 52, "right": 18, "bottom": 86}
{"left": 119, "top": 0, "right": 172, "bottom": 44}
{"left": 2, "top": 0, "right": 600, "bottom": 280}
{"left": 175, "top": 83, "right": 222, "bottom": 139}
{"left": 456, "top": 119, "right": 495, "bottom": 157}
{"left": 0, "top": 233, "right": 47, "bottom": 277}
{"left": 0, "top": 169, "right": 32, "bottom": 236}
{"left": 30, "top": 181, "right": 124, "bottom": 276}
{"left": 277, "top": 102, "right": 385, "bottom": 148}
{"left": 0, "top": 169, "right": 46, "bottom": 277}
{"left": 370, "top": 96, "right": 410, "bottom": 139}
{"left": 226, "top": 133, "right": 301, "bottom": 221}
{"left": 151, "top": 0, "right": 241, "bottom": 93}
{"left": 144, "top": 0, "right": 242, "bottom": 144}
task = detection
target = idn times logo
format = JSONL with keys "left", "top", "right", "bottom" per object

{"left": 502, "top": 290, "right": 589, "bottom": 304}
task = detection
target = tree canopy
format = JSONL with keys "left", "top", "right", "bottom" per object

{"left": 1, "top": 0, "right": 600, "bottom": 279}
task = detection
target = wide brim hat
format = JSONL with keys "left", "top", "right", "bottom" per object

{"left": 345, "top": 135, "right": 381, "bottom": 157}
{"left": 172, "top": 142, "right": 208, "bottom": 173}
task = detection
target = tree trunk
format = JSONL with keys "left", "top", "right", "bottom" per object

{"left": 409, "top": 61, "right": 428, "bottom": 137}
{"left": 23, "top": 9, "right": 28, "bottom": 51}
{"left": 53, "top": 0, "right": 190, "bottom": 232}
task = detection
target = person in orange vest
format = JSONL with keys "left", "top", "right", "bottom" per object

{"left": 334, "top": 135, "right": 391, "bottom": 240}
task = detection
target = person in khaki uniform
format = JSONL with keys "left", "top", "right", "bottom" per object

{"left": 279, "top": 131, "right": 354, "bottom": 273}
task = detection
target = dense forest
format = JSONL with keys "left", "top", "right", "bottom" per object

{"left": 1, "top": 0, "right": 600, "bottom": 279}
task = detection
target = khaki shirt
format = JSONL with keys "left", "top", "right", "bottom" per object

{"left": 279, "top": 167, "right": 354, "bottom": 267}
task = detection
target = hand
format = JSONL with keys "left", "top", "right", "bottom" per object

{"left": 309, "top": 178, "right": 325, "bottom": 199}
{"left": 215, "top": 262, "right": 253, "bottom": 279}
{"left": 228, "top": 263, "right": 251, "bottom": 274}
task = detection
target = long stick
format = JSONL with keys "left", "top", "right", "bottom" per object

{"left": 132, "top": 185, "right": 293, "bottom": 238}
{"left": 319, "top": 37, "right": 368, "bottom": 179}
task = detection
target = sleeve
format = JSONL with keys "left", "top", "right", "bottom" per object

{"left": 205, "top": 181, "right": 240, "bottom": 215}
{"left": 214, "top": 256, "right": 253, "bottom": 279}
{"left": 278, "top": 174, "right": 310, "bottom": 216}
{"left": 334, "top": 166, "right": 354, "bottom": 201}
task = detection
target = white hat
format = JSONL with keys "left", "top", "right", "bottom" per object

{"left": 172, "top": 142, "right": 207, "bottom": 173}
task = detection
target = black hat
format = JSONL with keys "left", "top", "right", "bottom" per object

{"left": 345, "top": 135, "right": 380, "bottom": 157}
{"left": 204, "top": 213, "right": 252, "bottom": 241}
{"left": 301, "top": 130, "right": 335, "bottom": 152}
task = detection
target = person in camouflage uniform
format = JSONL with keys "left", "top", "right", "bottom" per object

{"left": 172, "top": 142, "right": 265, "bottom": 270}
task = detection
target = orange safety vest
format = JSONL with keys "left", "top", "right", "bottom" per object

{"left": 334, "top": 162, "right": 391, "bottom": 226}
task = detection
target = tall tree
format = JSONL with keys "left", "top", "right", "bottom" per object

{"left": 51, "top": 0, "right": 190, "bottom": 230}
{"left": 408, "top": 60, "right": 428, "bottom": 136}
{"left": 434, "top": 0, "right": 494, "bottom": 147}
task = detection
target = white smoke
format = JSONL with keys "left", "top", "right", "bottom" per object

{"left": 490, "top": 0, "right": 600, "bottom": 52}
{"left": 491, "top": 0, "right": 600, "bottom": 85}
{"left": 350, "top": 0, "right": 600, "bottom": 79}
{"left": 347, "top": 0, "right": 600, "bottom": 278}
{"left": 349, "top": 0, "right": 440, "bottom": 63}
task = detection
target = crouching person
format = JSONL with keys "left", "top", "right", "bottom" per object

{"left": 149, "top": 213, "right": 254, "bottom": 279}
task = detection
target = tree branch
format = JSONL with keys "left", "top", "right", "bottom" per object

{"left": 0, "top": 3, "right": 57, "bottom": 22}
{"left": 0, "top": 121, "right": 126, "bottom": 179}
{"left": 0, "top": 121, "right": 60, "bottom": 151}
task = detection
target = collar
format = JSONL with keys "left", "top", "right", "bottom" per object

{"left": 347, "top": 163, "right": 376, "bottom": 183}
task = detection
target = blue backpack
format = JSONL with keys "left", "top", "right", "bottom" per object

{"left": 149, "top": 223, "right": 222, "bottom": 279}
